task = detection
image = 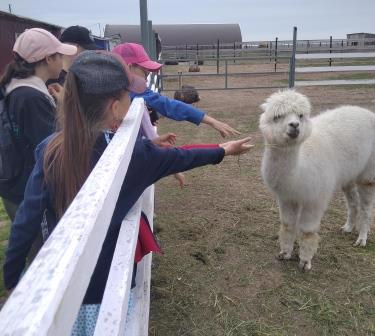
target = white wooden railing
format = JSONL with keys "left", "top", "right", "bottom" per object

{"left": 0, "top": 97, "right": 154, "bottom": 335}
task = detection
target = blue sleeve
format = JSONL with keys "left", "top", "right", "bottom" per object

{"left": 131, "top": 89, "right": 205, "bottom": 125}
{"left": 3, "top": 142, "right": 49, "bottom": 289}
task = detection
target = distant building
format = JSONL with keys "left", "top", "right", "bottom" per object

{"left": 347, "top": 33, "right": 375, "bottom": 47}
{"left": 0, "top": 10, "right": 62, "bottom": 73}
{"left": 0, "top": 11, "right": 113, "bottom": 73}
{"left": 104, "top": 23, "right": 242, "bottom": 47}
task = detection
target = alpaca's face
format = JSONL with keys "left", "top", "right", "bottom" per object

{"left": 259, "top": 90, "right": 312, "bottom": 146}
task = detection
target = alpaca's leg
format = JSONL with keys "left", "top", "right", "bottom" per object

{"left": 297, "top": 202, "right": 325, "bottom": 271}
{"left": 277, "top": 200, "right": 298, "bottom": 260}
{"left": 354, "top": 184, "right": 375, "bottom": 247}
{"left": 341, "top": 183, "right": 360, "bottom": 233}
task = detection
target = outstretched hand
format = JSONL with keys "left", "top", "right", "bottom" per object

{"left": 202, "top": 116, "right": 241, "bottom": 138}
{"left": 219, "top": 137, "right": 253, "bottom": 156}
{"left": 174, "top": 172, "right": 186, "bottom": 189}
{"left": 152, "top": 133, "right": 177, "bottom": 147}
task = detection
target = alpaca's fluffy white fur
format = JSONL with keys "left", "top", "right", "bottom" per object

{"left": 259, "top": 90, "right": 375, "bottom": 271}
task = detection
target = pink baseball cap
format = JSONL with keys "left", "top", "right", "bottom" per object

{"left": 112, "top": 43, "right": 162, "bottom": 72}
{"left": 13, "top": 28, "right": 77, "bottom": 63}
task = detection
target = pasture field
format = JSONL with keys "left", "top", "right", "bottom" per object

{"left": 0, "top": 62, "right": 374, "bottom": 335}
{"left": 149, "top": 63, "right": 375, "bottom": 336}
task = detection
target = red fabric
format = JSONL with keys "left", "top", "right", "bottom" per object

{"left": 135, "top": 213, "right": 162, "bottom": 263}
{"left": 178, "top": 143, "right": 219, "bottom": 150}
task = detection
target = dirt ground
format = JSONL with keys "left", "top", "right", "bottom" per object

{"left": 149, "top": 62, "right": 375, "bottom": 336}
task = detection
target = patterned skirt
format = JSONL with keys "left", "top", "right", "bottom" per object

{"left": 71, "top": 290, "right": 135, "bottom": 335}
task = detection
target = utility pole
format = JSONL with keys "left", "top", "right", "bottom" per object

{"left": 8, "top": 4, "right": 12, "bottom": 13}
{"left": 140, "top": 0, "right": 149, "bottom": 53}
{"left": 288, "top": 27, "right": 297, "bottom": 88}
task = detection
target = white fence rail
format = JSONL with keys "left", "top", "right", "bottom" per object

{"left": 0, "top": 97, "right": 153, "bottom": 335}
{"left": 294, "top": 52, "right": 375, "bottom": 87}
{"left": 283, "top": 29, "right": 375, "bottom": 88}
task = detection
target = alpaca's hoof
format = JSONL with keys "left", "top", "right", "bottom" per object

{"left": 298, "top": 260, "right": 312, "bottom": 272}
{"left": 277, "top": 251, "right": 292, "bottom": 260}
{"left": 354, "top": 237, "right": 367, "bottom": 247}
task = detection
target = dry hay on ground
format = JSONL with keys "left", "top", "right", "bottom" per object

{"left": 150, "top": 64, "right": 375, "bottom": 336}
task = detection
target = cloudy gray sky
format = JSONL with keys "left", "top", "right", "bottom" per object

{"left": 1, "top": 0, "right": 374, "bottom": 41}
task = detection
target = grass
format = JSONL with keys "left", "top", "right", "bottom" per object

{"left": 325, "top": 73, "right": 375, "bottom": 80}
{"left": 0, "top": 199, "right": 11, "bottom": 304}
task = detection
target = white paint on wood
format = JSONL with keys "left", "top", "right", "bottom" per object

{"left": 124, "top": 185, "right": 154, "bottom": 336}
{"left": 0, "top": 98, "right": 145, "bottom": 336}
{"left": 93, "top": 198, "right": 142, "bottom": 336}
{"left": 296, "top": 52, "right": 375, "bottom": 59}
{"left": 296, "top": 65, "right": 375, "bottom": 73}
{"left": 296, "top": 79, "right": 375, "bottom": 86}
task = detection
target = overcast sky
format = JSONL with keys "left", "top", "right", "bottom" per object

{"left": 1, "top": 0, "right": 374, "bottom": 41}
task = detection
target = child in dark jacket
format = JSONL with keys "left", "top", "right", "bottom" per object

{"left": 0, "top": 28, "right": 77, "bottom": 220}
{"left": 3, "top": 51, "right": 252, "bottom": 335}
{"left": 112, "top": 43, "right": 241, "bottom": 138}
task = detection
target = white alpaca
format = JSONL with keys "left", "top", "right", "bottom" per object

{"left": 259, "top": 90, "right": 375, "bottom": 271}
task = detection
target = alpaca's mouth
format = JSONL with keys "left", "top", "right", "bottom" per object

{"left": 287, "top": 130, "right": 299, "bottom": 139}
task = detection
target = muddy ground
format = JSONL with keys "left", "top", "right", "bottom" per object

{"left": 149, "top": 61, "right": 375, "bottom": 336}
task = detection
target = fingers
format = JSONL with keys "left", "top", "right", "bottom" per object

{"left": 237, "top": 137, "right": 254, "bottom": 154}
{"left": 174, "top": 173, "right": 186, "bottom": 189}
{"left": 215, "top": 122, "right": 241, "bottom": 138}
{"left": 48, "top": 87, "right": 57, "bottom": 95}
{"left": 239, "top": 144, "right": 254, "bottom": 153}
{"left": 237, "top": 136, "right": 252, "bottom": 144}
{"left": 166, "top": 133, "right": 177, "bottom": 145}
{"left": 48, "top": 83, "right": 62, "bottom": 93}
{"left": 226, "top": 125, "right": 241, "bottom": 136}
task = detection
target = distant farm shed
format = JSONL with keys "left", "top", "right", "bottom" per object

{"left": 347, "top": 32, "right": 375, "bottom": 47}
{"left": 104, "top": 23, "right": 242, "bottom": 47}
{"left": 0, "top": 11, "right": 62, "bottom": 73}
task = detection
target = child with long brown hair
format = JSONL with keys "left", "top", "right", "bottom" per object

{"left": 3, "top": 51, "right": 252, "bottom": 335}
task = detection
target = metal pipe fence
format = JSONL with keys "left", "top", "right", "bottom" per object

{"left": 159, "top": 56, "right": 290, "bottom": 91}
{"left": 161, "top": 37, "right": 375, "bottom": 61}
{"left": 159, "top": 28, "right": 375, "bottom": 92}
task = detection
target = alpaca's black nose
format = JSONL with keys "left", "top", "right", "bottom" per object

{"left": 289, "top": 122, "right": 299, "bottom": 129}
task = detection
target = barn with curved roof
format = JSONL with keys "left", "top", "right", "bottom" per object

{"left": 104, "top": 23, "right": 242, "bottom": 47}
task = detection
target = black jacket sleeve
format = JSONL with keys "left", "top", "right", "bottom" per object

{"left": 118, "top": 140, "right": 225, "bottom": 212}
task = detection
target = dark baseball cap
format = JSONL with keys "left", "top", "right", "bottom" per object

{"left": 69, "top": 51, "right": 146, "bottom": 95}
{"left": 60, "top": 25, "right": 97, "bottom": 50}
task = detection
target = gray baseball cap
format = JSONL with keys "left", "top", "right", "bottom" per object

{"left": 70, "top": 50, "right": 146, "bottom": 94}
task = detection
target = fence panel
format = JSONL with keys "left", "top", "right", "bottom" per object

{"left": 0, "top": 98, "right": 145, "bottom": 336}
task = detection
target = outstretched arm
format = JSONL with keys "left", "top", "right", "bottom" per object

{"left": 202, "top": 115, "right": 241, "bottom": 138}
{"left": 139, "top": 90, "right": 241, "bottom": 137}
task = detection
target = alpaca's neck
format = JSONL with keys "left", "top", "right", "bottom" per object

{"left": 262, "top": 144, "right": 301, "bottom": 185}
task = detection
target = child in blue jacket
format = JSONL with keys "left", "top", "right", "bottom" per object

{"left": 3, "top": 51, "right": 252, "bottom": 335}
{"left": 112, "top": 43, "right": 240, "bottom": 138}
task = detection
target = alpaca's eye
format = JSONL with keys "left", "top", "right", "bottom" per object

{"left": 299, "top": 114, "right": 304, "bottom": 119}
{"left": 273, "top": 115, "right": 281, "bottom": 122}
